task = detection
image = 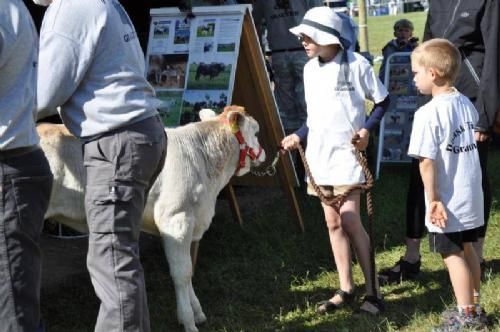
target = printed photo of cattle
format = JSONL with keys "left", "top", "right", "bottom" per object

{"left": 217, "top": 42, "right": 236, "bottom": 52}
{"left": 147, "top": 54, "right": 187, "bottom": 89}
{"left": 157, "top": 90, "right": 184, "bottom": 127}
{"left": 153, "top": 20, "right": 170, "bottom": 39}
{"left": 180, "top": 90, "right": 228, "bottom": 125}
{"left": 186, "top": 62, "right": 232, "bottom": 90}
{"left": 174, "top": 19, "right": 190, "bottom": 45}
{"left": 196, "top": 20, "right": 216, "bottom": 38}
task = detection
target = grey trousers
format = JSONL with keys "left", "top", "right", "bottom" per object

{"left": 272, "top": 50, "right": 308, "bottom": 131}
{"left": 84, "top": 116, "right": 167, "bottom": 332}
{"left": 0, "top": 148, "right": 53, "bottom": 332}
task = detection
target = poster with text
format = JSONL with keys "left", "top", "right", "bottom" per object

{"left": 146, "top": 9, "right": 243, "bottom": 127}
{"left": 149, "top": 18, "right": 191, "bottom": 54}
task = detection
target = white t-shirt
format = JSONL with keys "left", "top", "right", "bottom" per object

{"left": 304, "top": 51, "right": 388, "bottom": 185}
{"left": 408, "top": 90, "right": 484, "bottom": 233}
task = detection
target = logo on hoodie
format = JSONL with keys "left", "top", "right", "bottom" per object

{"left": 270, "top": 0, "right": 299, "bottom": 19}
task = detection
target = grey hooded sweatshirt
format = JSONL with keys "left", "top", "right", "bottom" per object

{"left": 37, "top": 0, "right": 159, "bottom": 138}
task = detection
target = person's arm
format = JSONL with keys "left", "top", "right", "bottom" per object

{"left": 364, "top": 95, "right": 390, "bottom": 131}
{"left": 280, "top": 123, "right": 307, "bottom": 151}
{"left": 351, "top": 95, "right": 390, "bottom": 151}
{"left": 475, "top": 0, "right": 500, "bottom": 134}
{"left": 251, "top": 1, "right": 265, "bottom": 48}
{"left": 37, "top": 29, "right": 93, "bottom": 119}
{"left": 294, "top": 123, "right": 308, "bottom": 142}
{"left": 0, "top": 23, "right": 13, "bottom": 68}
{"left": 422, "top": 5, "right": 433, "bottom": 42}
{"left": 419, "top": 157, "right": 447, "bottom": 228}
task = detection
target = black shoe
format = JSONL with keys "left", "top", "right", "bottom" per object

{"left": 357, "top": 295, "right": 384, "bottom": 315}
{"left": 316, "top": 289, "right": 355, "bottom": 315}
{"left": 480, "top": 260, "right": 491, "bottom": 281}
{"left": 378, "top": 257, "right": 421, "bottom": 285}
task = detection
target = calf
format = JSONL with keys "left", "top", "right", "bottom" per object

{"left": 38, "top": 107, "right": 265, "bottom": 332}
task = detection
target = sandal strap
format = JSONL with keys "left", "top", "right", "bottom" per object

{"left": 334, "top": 289, "right": 355, "bottom": 302}
{"left": 360, "top": 295, "right": 385, "bottom": 314}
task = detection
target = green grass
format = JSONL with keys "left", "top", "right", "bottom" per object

{"left": 40, "top": 11, "right": 500, "bottom": 332}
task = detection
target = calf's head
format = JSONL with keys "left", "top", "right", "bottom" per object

{"left": 200, "top": 106, "right": 266, "bottom": 176}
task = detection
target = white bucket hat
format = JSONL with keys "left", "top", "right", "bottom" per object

{"left": 289, "top": 6, "right": 350, "bottom": 49}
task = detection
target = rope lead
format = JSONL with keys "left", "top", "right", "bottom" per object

{"left": 297, "top": 144, "right": 378, "bottom": 299}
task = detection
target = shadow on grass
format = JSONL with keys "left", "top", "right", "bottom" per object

{"left": 272, "top": 267, "right": 452, "bottom": 331}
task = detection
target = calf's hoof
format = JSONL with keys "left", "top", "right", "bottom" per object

{"left": 194, "top": 311, "right": 207, "bottom": 324}
{"left": 182, "top": 323, "right": 199, "bottom": 332}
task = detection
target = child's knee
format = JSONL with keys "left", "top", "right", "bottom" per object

{"left": 325, "top": 215, "right": 342, "bottom": 231}
{"left": 339, "top": 211, "right": 362, "bottom": 233}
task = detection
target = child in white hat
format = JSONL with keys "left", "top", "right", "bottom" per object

{"left": 281, "top": 6, "right": 390, "bottom": 315}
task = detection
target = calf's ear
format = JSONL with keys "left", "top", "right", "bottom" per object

{"left": 199, "top": 108, "right": 217, "bottom": 121}
{"left": 226, "top": 110, "right": 246, "bottom": 133}
{"left": 224, "top": 105, "right": 246, "bottom": 128}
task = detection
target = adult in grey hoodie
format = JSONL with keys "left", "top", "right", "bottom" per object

{"left": 253, "top": 0, "right": 323, "bottom": 132}
{"left": 35, "top": 0, "right": 167, "bottom": 331}
{"left": 0, "top": 0, "right": 53, "bottom": 330}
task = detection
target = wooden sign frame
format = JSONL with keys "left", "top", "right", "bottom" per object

{"left": 147, "top": 5, "right": 304, "bottom": 231}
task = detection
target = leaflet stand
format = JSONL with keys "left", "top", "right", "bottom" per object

{"left": 376, "top": 52, "right": 422, "bottom": 178}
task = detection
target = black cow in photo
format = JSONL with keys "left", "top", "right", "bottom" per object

{"left": 195, "top": 63, "right": 225, "bottom": 81}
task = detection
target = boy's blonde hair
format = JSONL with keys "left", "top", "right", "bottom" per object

{"left": 411, "top": 38, "right": 461, "bottom": 83}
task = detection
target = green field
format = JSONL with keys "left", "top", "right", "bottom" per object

{"left": 41, "top": 11, "right": 500, "bottom": 331}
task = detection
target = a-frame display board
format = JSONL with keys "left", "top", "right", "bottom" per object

{"left": 146, "top": 5, "right": 304, "bottom": 231}
{"left": 376, "top": 52, "right": 424, "bottom": 178}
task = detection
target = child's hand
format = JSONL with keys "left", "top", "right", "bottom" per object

{"left": 429, "top": 201, "right": 447, "bottom": 228}
{"left": 351, "top": 128, "right": 369, "bottom": 151}
{"left": 281, "top": 134, "right": 300, "bottom": 151}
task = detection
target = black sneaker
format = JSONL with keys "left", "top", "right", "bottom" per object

{"left": 480, "top": 260, "right": 491, "bottom": 281}
{"left": 378, "top": 257, "right": 421, "bottom": 285}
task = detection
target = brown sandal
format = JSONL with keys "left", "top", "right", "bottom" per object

{"left": 316, "top": 289, "right": 355, "bottom": 315}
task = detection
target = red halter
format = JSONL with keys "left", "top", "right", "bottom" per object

{"left": 233, "top": 130, "right": 263, "bottom": 173}
{"left": 220, "top": 117, "right": 263, "bottom": 173}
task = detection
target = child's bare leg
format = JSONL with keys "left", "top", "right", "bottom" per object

{"left": 340, "top": 193, "right": 379, "bottom": 297}
{"left": 463, "top": 242, "right": 480, "bottom": 295}
{"left": 472, "top": 238, "right": 484, "bottom": 262}
{"left": 403, "top": 237, "right": 421, "bottom": 263}
{"left": 442, "top": 252, "right": 473, "bottom": 306}
{"left": 322, "top": 203, "right": 354, "bottom": 301}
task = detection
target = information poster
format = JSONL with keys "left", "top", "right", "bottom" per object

{"left": 376, "top": 52, "right": 421, "bottom": 178}
{"left": 146, "top": 7, "right": 244, "bottom": 127}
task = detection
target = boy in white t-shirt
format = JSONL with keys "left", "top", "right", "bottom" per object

{"left": 408, "top": 39, "right": 486, "bottom": 331}
{"left": 281, "top": 7, "right": 390, "bottom": 315}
